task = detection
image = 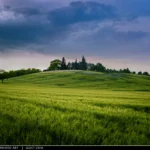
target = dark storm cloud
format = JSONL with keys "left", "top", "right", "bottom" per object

{"left": 48, "top": 1, "right": 118, "bottom": 26}
{"left": 0, "top": 1, "right": 119, "bottom": 51}
{"left": 0, "top": 5, "right": 48, "bottom": 50}
{"left": 0, "top": 0, "right": 149, "bottom": 54}
{"left": 0, "top": 23, "right": 45, "bottom": 49}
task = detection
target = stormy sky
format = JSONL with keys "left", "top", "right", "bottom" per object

{"left": 0, "top": 0, "right": 150, "bottom": 73}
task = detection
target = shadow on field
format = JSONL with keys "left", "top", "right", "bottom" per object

{"left": 0, "top": 103, "right": 150, "bottom": 145}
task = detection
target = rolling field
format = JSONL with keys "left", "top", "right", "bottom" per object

{"left": 0, "top": 70, "right": 150, "bottom": 145}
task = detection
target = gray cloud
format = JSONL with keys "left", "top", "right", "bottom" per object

{"left": 51, "top": 20, "right": 149, "bottom": 57}
{"left": 1, "top": 0, "right": 150, "bottom": 17}
{"left": 0, "top": 1, "right": 149, "bottom": 52}
{"left": 0, "top": 23, "right": 44, "bottom": 49}
{"left": 48, "top": 1, "right": 118, "bottom": 27}
{"left": 0, "top": 1, "right": 119, "bottom": 51}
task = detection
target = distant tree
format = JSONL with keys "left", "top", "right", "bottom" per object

{"left": 87, "top": 63, "right": 95, "bottom": 71}
{"left": 95, "top": 63, "right": 106, "bottom": 72}
{"left": 4, "top": 72, "right": 9, "bottom": 79}
{"left": 122, "top": 68, "right": 131, "bottom": 73}
{"left": 0, "top": 68, "right": 41, "bottom": 82}
{"left": 48, "top": 59, "right": 61, "bottom": 71}
{"left": 61, "top": 57, "right": 67, "bottom": 70}
{"left": 132, "top": 71, "right": 136, "bottom": 74}
{"left": 31, "top": 68, "right": 41, "bottom": 73}
{"left": 67, "top": 62, "right": 72, "bottom": 70}
{"left": 119, "top": 69, "right": 123, "bottom": 73}
{"left": 27, "top": 68, "right": 32, "bottom": 74}
{"left": 8, "top": 70, "right": 16, "bottom": 78}
{"left": 0, "top": 73, "right": 5, "bottom": 83}
{"left": 79, "top": 56, "right": 87, "bottom": 70}
{"left": 105, "top": 69, "right": 111, "bottom": 73}
{"left": 74, "top": 59, "right": 79, "bottom": 70}
{"left": 16, "top": 69, "right": 27, "bottom": 76}
{"left": 110, "top": 69, "right": 116, "bottom": 73}
{"left": 43, "top": 69, "right": 48, "bottom": 72}
{"left": 71, "top": 59, "right": 79, "bottom": 70}
{"left": 143, "top": 72, "right": 149, "bottom": 76}
{"left": 138, "top": 71, "right": 142, "bottom": 75}
{"left": 71, "top": 62, "right": 75, "bottom": 70}
{"left": 0, "top": 71, "right": 8, "bottom": 83}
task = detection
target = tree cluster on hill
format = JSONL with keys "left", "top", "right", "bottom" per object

{"left": 45, "top": 56, "right": 150, "bottom": 76}
{"left": 0, "top": 68, "right": 41, "bottom": 83}
{"left": 45, "top": 56, "right": 88, "bottom": 71}
{"left": 1, "top": 56, "right": 149, "bottom": 84}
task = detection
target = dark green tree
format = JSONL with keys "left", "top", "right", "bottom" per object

{"left": 95, "top": 63, "right": 106, "bottom": 72}
{"left": 90, "top": 63, "right": 106, "bottom": 72}
{"left": 132, "top": 71, "right": 136, "bottom": 74}
{"left": 0, "top": 73, "right": 5, "bottom": 83}
{"left": 123, "top": 68, "right": 131, "bottom": 73}
{"left": 138, "top": 71, "right": 142, "bottom": 75}
{"left": 48, "top": 59, "right": 61, "bottom": 71}
{"left": 74, "top": 59, "right": 79, "bottom": 70}
{"left": 119, "top": 69, "right": 123, "bottom": 73}
{"left": 67, "top": 62, "right": 72, "bottom": 70}
{"left": 0, "top": 71, "right": 8, "bottom": 83}
{"left": 0, "top": 68, "right": 41, "bottom": 82}
{"left": 79, "top": 56, "right": 87, "bottom": 70}
{"left": 87, "top": 63, "right": 95, "bottom": 70}
{"left": 143, "top": 72, "right": 149, "bottom": 76}
{"left": 71, "top": 59, "right": 79, "bottom": 70}
{"left": 61, "top": 57, "right": 67, "bottom": 70}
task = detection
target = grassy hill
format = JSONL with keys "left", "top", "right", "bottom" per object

{"left": 0, "top": 70, "right": 150, "bottom": 145}
{"left": 4, "top": 70, "right": 150, "bottom": 91}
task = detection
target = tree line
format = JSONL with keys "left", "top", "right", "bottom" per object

{"left": 0, "top": 68, "right": 41, "bottom": 83}
{"left": 45, "top": 56, "right": 88, "bottom": 71}
{"left": 0, "top": 56, "right": 149, "bottom": 83}
{"left": 44, "top": 56, "right": 150, "bottom": 76}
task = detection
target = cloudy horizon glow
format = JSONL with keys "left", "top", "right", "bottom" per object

{"left": 0, "top": 0, "right": 150, "bottom": 73}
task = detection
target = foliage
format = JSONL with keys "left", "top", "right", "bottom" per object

{"left": 90, "top": 63, "right": 106, "bottom": 72}
{"left": 67, "top": 62, "right": 72, "bottom": 70}
{"left": 48, "top": 59, "right": 61, "bottom": 71}
{"left": 0, "top": 72, "right": 7, "bottom": 83}
{"left": 0, "top": 68, "right": 41, "bottom": 83}
{"left": 46, "top": 56, "right": 149, "bottom": 76}
{"left": 79, "top": 56, "right": 87, "bottom": 70}
{"left": 61, "top": 57, "right": 67, "bottom": 70}
{"left": 143, "top": 72, "right": 149, "bottom": 76}
{"left": 71, "top": 59, "right": 79, "bottom": 70}
{"left": 138, "top": 71, "right": 142, "bottom": 75}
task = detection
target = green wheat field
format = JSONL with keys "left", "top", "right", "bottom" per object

{"left": 0, "top": 70, "right": 150, "bottom": 145}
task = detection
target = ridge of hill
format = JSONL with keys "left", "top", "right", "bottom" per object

{"left": 4, "top": 70, "right": 150, "bottom": 91}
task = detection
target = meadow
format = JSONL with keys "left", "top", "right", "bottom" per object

{"left": 0, "top": 70, "right": 150, "bottom": 145}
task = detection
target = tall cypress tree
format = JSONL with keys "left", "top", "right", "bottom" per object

{"left": 80, "top": 56, "right": 87, "bottom": 70}
{"left": 74, "top": 59, "right": 79, "bottom": 70}
{"left": 61, "top": 57, "right": 67, "bottom": 70}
